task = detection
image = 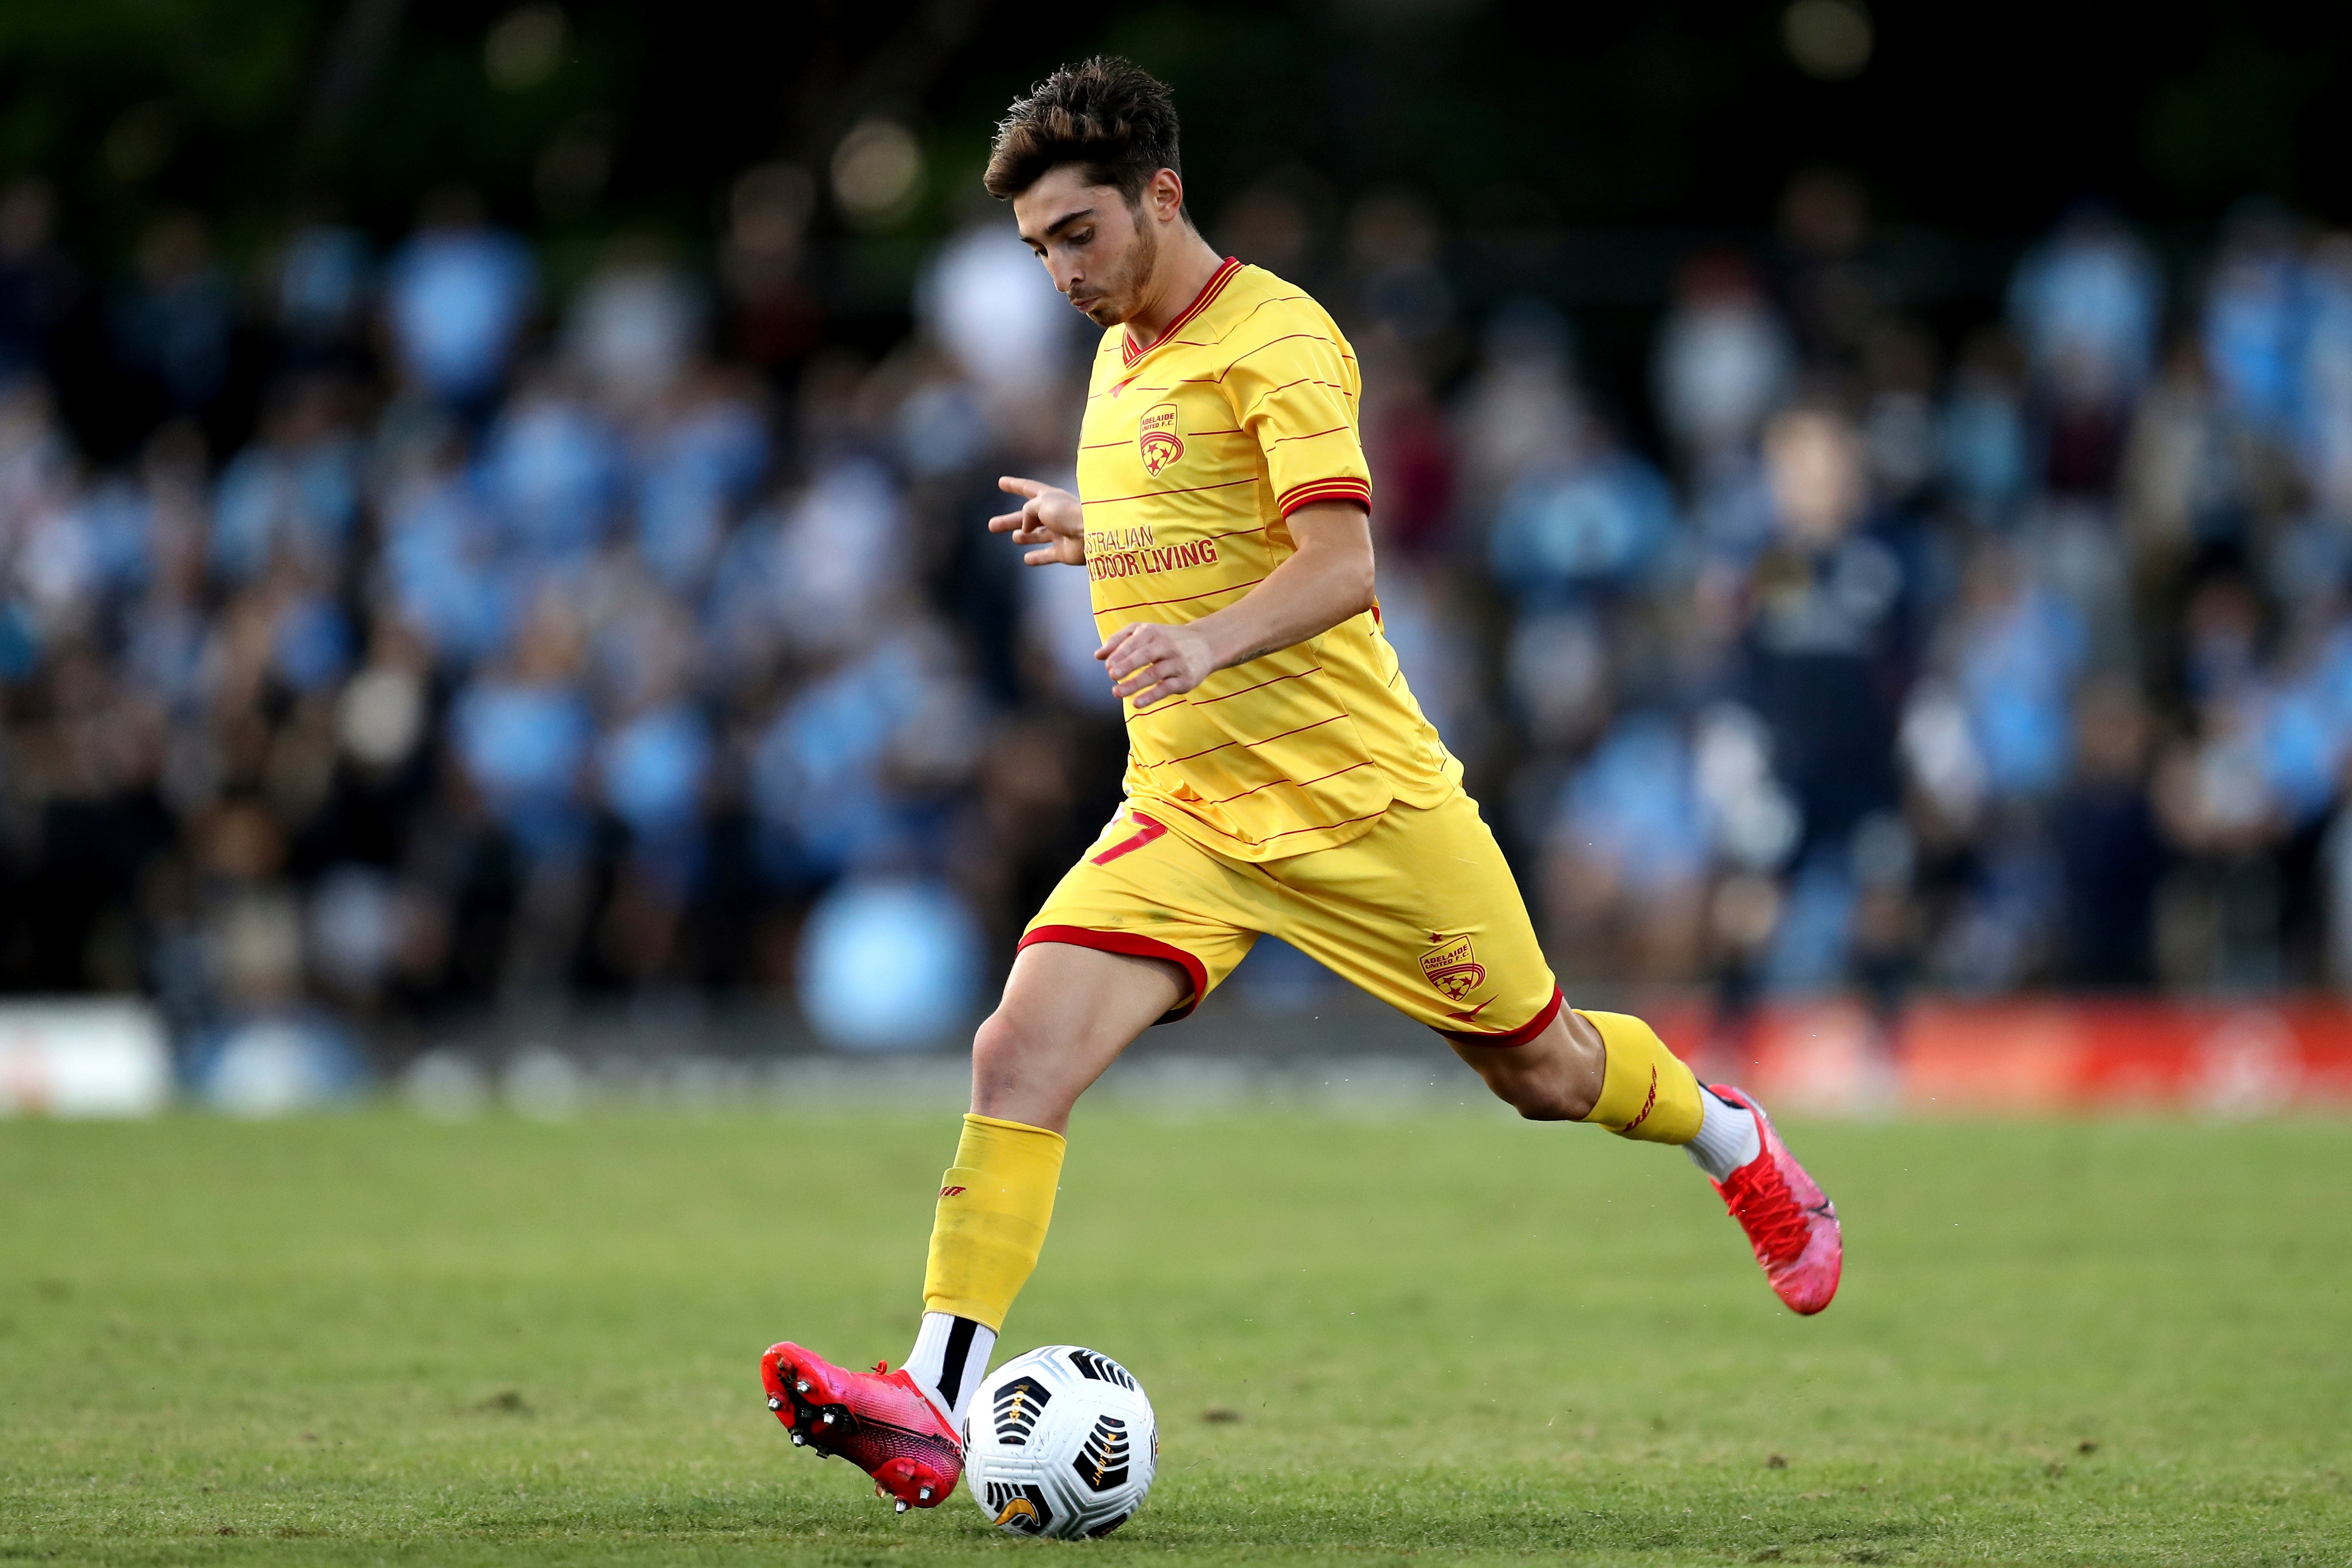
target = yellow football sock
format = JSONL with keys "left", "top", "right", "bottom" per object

{"left": 1577, "top": 1010, "right": 1705, "bottom": 1145}
{"left": 921, "top": 1113, "right": 1066, "bottom": 1331}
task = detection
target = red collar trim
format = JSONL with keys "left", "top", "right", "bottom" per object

{"left": 1122, "top": 257, "right": 1243, "bottom": 367}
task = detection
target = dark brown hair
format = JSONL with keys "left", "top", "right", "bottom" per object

{"left": 983, "top": 56, "right": 1183, "bottom": 205}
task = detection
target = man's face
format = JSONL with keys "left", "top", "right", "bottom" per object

{"left": 1764, "top": 409, "right": 1866, "bottom": 548}
{"left": 1012, "top": 164, "right": 1160, "bottom": 328}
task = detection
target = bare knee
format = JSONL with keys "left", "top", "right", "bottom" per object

{"left": 969, "top": 1010, "right": 1036, "bottom": 1108}
{"left": 1483, "top": 1063, "right": 1585, "bottom": 1121}
{"left": 968, "top": 1009, "right": 1080, "bottom": 1131}
{"left": 1456, "top": 1007, "right": 1603, "bottom": 1121}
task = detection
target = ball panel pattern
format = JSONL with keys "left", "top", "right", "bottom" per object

{"left": 966, "top": 1345, "right": 1157, "bottom": 1540}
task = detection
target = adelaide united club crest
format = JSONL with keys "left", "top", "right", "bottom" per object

{"left": 1419, "top": 933, "right": 1487, "bottom": 1002}
{"left": 1138, "top": 402, "right": 1184, "bottom": 476}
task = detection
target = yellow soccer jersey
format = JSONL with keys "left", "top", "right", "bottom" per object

{"left": 1076, "top": 257, "right": 1462, "bottom": 861}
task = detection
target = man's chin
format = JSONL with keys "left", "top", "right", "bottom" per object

{"left": 1073, "top": 298, "right": 1122, "bottom": 326}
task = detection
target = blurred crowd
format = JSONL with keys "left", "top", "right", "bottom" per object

{"left": 2, "top": 165, "right": 2350, "bottom": 1058}
{"left": 1457, "top": 179, "right": 2352, "bottom": 1010}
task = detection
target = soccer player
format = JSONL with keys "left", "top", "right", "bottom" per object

{"left": 760, "top": 57, "right": 1841, "bottom": 1514}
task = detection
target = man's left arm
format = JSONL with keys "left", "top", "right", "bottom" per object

{"left": 1100, "top": 500, "right": 1373, "bottom": 708}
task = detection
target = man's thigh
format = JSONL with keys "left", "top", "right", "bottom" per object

{"left": 1262, "top": 789, "right": 1562, "bottom": 1043}
{"left": 975, "top": 940, "right": 1192, "bottom": 1130}
{"left": 1019, "top": 807, "right": 1265, "bottom": 1020}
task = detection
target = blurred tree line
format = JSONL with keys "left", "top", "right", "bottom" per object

{"left": 2, "top": 0, "right": 2344, "bottom": 252}
{"left": 0, "top": 0, "right": 2345, "bottom": 460}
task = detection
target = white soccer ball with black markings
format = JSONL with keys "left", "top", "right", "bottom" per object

{"left": 963, "top": 1345, "right": 1158, "bottom": 1539}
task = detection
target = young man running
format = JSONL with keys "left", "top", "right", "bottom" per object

{"left": 761, "top": 57, "right": 1840, "bottom": 1514}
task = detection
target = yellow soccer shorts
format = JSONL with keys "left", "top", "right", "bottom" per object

{"left": 1019, "top": 788, "right": 1563, "bottom": 1046}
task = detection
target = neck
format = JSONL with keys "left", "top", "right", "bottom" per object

{"left": 1125, "top": 225, "right": 1227, "bottom": 346}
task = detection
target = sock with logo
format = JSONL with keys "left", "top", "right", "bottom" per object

{"left": 903, "top": 1310, "right": 997, "bottom": 1427}
{"left": 1684, "top": 1087, "right": 1764, "bottom": 1180}
{"left": 915, "top": 1112, "right": 1064, "bottom": 1362}
{"left": 1575, "top": 1009, "right": 1706, "bottom": 1145}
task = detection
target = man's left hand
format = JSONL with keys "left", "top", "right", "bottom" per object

{"left": 1098, "top": 620, "right": 1217, "bottom": 708}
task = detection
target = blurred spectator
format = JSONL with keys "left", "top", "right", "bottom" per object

{"left": 1942, "top": 330, "right": 2031, "bottom": 527}
{"left": 384, "top": 187, "right": 536, "bottom": 421}
{"left": 479, "top": 376, "right": 618, "bottom": 561}
{"left": 1347, "top": 189, "right": 1454, "bottom": 354}
{"left": 1489, "top": 440, "right": 1677, "bottom": 609}
{"left": 1945, "top": 541, "right": 2088, "bottom": 805}
{"left": 2009, "top": 207, "right": 2162, "bottom": 402}
{"left": 1361, "top": 355, "right": 1456, "bottom": 561}
{"left": 2053, "top": 676, "right": 2167, "bottom": 986}
{"left": 274, "top": 220, "right": 373, "bottom": 368}
{"left": 451, "top": 591, "right": 591, "bottom": 865}
{"left": 568, "top": 237, "right": 704, "bottom": 416}
{"left": 632, "top": 368, "right": 769, "bottom": 591}
{"left": 210, "top": 378, "right": 362, "bottom": 587}
{"left": 1740, "top": 405, "right": 1914, "bottom": 852}
{"left": 1734, "top": 404, "right": 1918, "bottom": 989}
{"left": 1455, "top": 300, "right": 1583, "bottom": 523}
{"left": 2009, "top": 207, "right": 2161, "bottom": 499}
{"left": 2301, "top": 234, "right": 2352, "bottom": 516}
{"left": 113, "top": 212, "right": 234, "bottom": 420}
{"left": 2201, "top": 201, "right": 2307, "bottom": 444}
{"left": 1543, "top": 710, "right": 1708, "bottom": 982}
{"left": 919, "top": 220, "right": 1077, "bottom": 408}
{"left": 1654, "top": 251, "right": 1794, "bottom": 476}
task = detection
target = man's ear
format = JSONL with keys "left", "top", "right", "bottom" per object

{"left": 1150, "top": 167, "right": 1186, "bottom": 225}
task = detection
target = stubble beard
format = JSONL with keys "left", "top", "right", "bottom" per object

{"left": 1085, "top": 212, "right": 1160, "bottom": 328}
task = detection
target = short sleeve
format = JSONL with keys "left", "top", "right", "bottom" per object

{"left": 1221, "top": 314, "right": 1372, "bottom": 518}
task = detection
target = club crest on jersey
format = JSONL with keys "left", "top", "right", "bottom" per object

{"left": 1138, "top": 402, "right": 1184, "bottom": 475}
{"left": 1419, "top": 934, "right": 1487, "bottom": 1001}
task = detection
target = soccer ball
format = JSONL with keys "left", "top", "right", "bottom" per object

{"left": 964, "top": 1345, "right": 1157, "bottom": 1539}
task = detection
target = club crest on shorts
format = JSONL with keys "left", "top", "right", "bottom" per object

{"left": 1419, "top": 933, "right": 1486, "bottom": 1001}
{"left": 1138, "top": 402, "right": 1184, "bottom": 475}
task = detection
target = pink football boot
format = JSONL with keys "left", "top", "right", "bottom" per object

{"left": 761, "top": 1342, "right": 963, "bottom": 1511}
{"left": 1706, "top": 1085, "right": 1842, "bottom": 1315}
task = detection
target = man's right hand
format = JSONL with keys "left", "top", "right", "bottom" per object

{"left": 988, "top": 476, "right": 1086, "bottom": 567}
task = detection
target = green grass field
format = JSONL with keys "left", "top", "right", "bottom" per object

{"left": 3, "top": 1104, "right": 2348, "bottom": 1566}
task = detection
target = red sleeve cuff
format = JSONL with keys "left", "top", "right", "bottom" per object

{"left": 1276, "top": 477, "right": 1372, "bottom": 518}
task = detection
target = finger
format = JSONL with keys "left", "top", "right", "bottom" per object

{"left": 1095, "top": 625, "right": 1139, "bottom": 662}
{"left": 987, "top": 509, "right": 1027, "bottom": 533}
{"left": 997, "top": 475, "right": 1046, "bottom": 498}
{"left": 1110, "top": 653, "right": 1174, "bottom": 695}
{"left": 1105, "top": 635, "right": 1162, "bottom": 678}
{"left": 1022, "top": 546, "right": 1061, "bottom": 566}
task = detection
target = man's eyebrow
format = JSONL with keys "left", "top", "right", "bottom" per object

{"left": 1024, "top": 205, "right": 1096, "bottom": 244}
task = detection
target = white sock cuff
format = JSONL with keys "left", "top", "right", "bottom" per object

{"left": 1685, "top": 1088, "right": 1764, "bottom": 1181}
{"left": 904, "top": 1311, "right": 996, "bottom": 1427}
